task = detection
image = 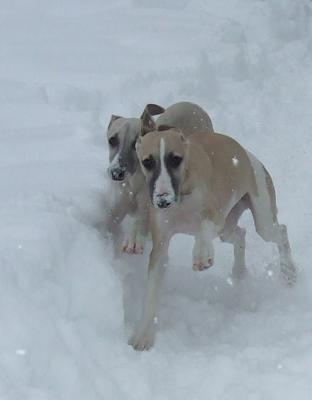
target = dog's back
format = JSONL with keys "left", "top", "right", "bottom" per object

{"left": 156, "top": 101, "right": 214, "bottom": 136}
{"left": 188, "top": 132, "right": 258, "bottom": 214}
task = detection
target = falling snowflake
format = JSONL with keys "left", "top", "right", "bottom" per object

{"left": 16, "top": 349, "right": 27, "bottom": 356}
{"left": 226, "top": 277, "right": 234, "bottom": 286}
{"left": 232, "top": 156, "right": 239, "bottom": 166}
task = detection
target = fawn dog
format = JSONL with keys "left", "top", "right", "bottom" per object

{"left": 129, "top": 126, "right": 297, "bottom": 350}
{"left": 106, "top": 102, "right": 214, "bottom": 254}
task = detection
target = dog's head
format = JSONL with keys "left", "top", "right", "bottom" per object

{"left": 107, "top": 104, "right": 165, "bottom": 182}
{"left": 136, "top": 126, "right": 187, "bottom": 209}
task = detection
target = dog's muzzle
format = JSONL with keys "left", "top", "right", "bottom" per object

{"left": 109, "top": 166, "right": 126, "bottom": 181}
{"left": 155, "top": 193, "right": 173, "bottom": 209}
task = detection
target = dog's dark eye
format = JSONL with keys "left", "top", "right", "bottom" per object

{"left": 169, "top": 154, "right": 183, "bottom": 168}
{"left": 142, "top": 156, "right": 155, "bottom": 170}
{"left": 131, "top": 140, "right": 136, "bottom": 150}
{"left": 108, "top": 135, "right": 119, "bottom": 147}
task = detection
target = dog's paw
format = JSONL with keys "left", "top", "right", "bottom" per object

{"left": 192, "top": 236, "right": 215, "bottom": 272}
{"left": 122, "top": 233, "right": 145, "bottom": 255}
{"left": 193, "top": 256, "right": 214, "bottom": 271}
{"left": 122, "top": 241, "right": 144, "bottom": 255}
{"left": 128, "top": 327, "right": 155, "bottom": 351}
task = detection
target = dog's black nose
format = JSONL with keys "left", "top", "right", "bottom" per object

{"left": 156, "top": 195, "right": 172, "bottom": 209}
{"left": 157, "top": 201, "right": 171, "bottom": 208}
{"left": 111, "top": 168, "right": 126, "bottom": 181}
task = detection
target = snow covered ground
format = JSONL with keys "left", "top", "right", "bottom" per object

{"left": 1, "top": 0, "right": 312, "bottom": 398}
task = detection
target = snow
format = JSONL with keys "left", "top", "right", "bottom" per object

{"left": 232, "top": 156, "right": 239, "bottom": 166}
{"left": 0, "top": 0, "right": 312, "bottom": 398}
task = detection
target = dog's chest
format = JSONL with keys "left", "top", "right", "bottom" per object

{"left": 159, "top": 191, "right": 203, "bottom": 235}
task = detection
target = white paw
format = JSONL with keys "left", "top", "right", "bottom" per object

{"left": 128, "top": 325, "right": 155, "bottom": 351}
{"left": 122, "top": 240, "right": 144, "bottom": 255}
{"left": 193, "top": 256, "right": 214, "bottom": 271}
{"left": 192, "top": 235, "right": 215, "bottom": 272}
{"left": 122, "top": 233, "right": 145, "bottom": 255}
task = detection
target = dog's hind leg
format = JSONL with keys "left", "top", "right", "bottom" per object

{"left": 252, "top": 215, "right": 296, "bottom": 286}
{"left": 247, "top": 153, "right": 297, "bottom": 285}
{"left": 221, "top": 226, "right": 247, "bottom": 279}
{"left": 276, "top": 224, "right": 297, "bottom": 285}
{"left": 220, "top": 196, "right": 248, "bottom": 279}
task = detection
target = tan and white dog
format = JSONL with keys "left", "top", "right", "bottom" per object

{"left": 131, "top": 127, "right": 297, "bottom": 350}
{"left": 106, "top": 102, "right": 214, "bottom": 254}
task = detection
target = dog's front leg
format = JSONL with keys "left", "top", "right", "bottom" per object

{"left": 105, "top": 185, "right": 129, "bottom": 235}
{"left": 129, "top": 238, "right": 168, "bottom": 351}
{"left": 105, "top": 196, "right": 129, "bottom": 256}
{"left": 193, "top": 220, "right": 218, "bottom": 271}
{"left": 122, "top": 192, "right": 149, "bottom": 255}
{"left": 122, "top": 215, "right": 144, "bottom": 254}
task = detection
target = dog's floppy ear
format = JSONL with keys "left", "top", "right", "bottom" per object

{"left": 140, "top": 108, "right": 156, "bottom": 136}
{"left": 145, "top": 103, "right": 165, "bottom": 116}
{"left": 108, "top": 114, "right": 122, "bottom": 129}
{"left": 140, "top": 103, "right": 165, "bottom": 136}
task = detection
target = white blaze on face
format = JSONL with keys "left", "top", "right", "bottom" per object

{"left": 153, "top": 138, "right": 175, "bottom": 207}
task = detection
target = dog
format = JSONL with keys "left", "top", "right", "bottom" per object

{"left": 106, "top": 102, "right": 214, "bottom": 254}
{"left": 130, "top": 126, "right": 297, "bottom": 350}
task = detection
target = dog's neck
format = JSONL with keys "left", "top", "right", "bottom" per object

{"left": 178, "top": 141, "right": 224, "bottom": 226}
{"left": 125, "top": 166, "right": 146, "bottom": 194}
{"left": 181, "top": 141, "right": 213, "bottom": 196}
